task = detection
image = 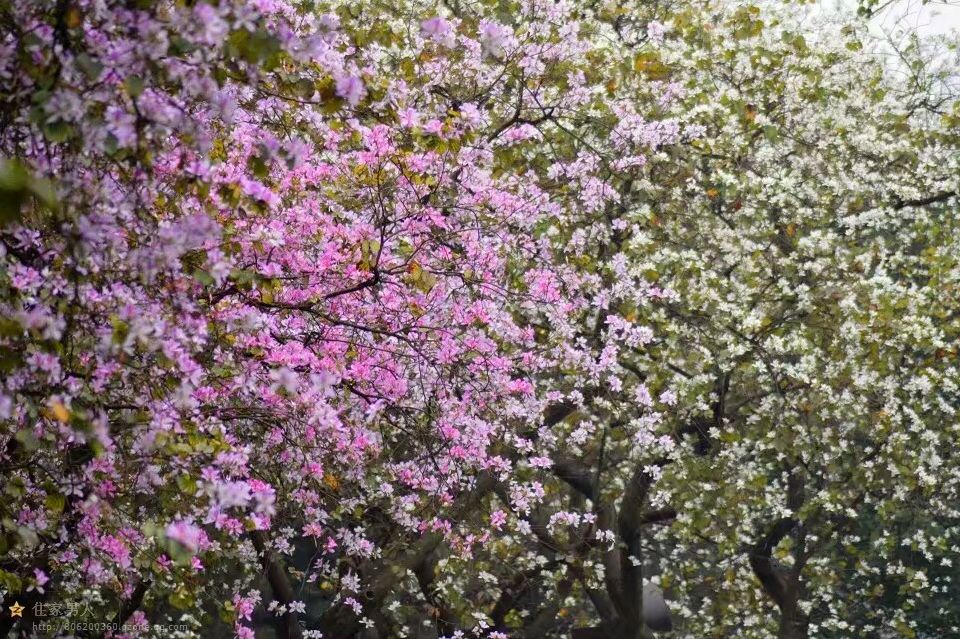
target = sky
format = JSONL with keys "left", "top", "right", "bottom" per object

{"left": 816, "top": 0, "right": 960, "bottom": 37}
{"left": 804, "top": 0, "right": 960, "bottom": 90}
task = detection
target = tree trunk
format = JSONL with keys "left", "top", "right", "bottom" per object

{"left": 777, "top": 610, "right": 808, "bottom": 639}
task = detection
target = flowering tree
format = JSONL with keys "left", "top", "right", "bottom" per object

{"left": 0, "top": 0, "right": 689, "bottom": 637}
{"left": 642, "top": 5, "right": 959, "bottom": 637}
{"left": 1, "top": 1, "right": 958, "bottom": 639}
{"left": 421, "top": 3, "right": 960, "bottom": 639}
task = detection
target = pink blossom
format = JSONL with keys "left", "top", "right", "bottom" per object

{"left": 647, "top": 20, "right": 666, "bottom": 44}
{"left": 166, "top": 520, "right": 203, "bottom": 553}
{"left": 479, "top": 21, "right": 510, "bottom": 58}
{"left": 420, "top": 17, "right": 455, "bottom": 47}
{"left": 336, "top": 75, "right": 366, "bottom": 107}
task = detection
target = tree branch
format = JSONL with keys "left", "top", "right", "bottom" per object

{"left": 250, "top": 530, "right": 303, "bottom": 639}
{"left": 891, "top": 190, "right": 956, "bottom": 210}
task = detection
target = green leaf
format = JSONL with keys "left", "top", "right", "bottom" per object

{"left": 0, "top": 569, "right": 23, "bottom": 593}
{"left": 407, "top": 262, "right": 437, "bottom": 293}
{"left": 0, "top": 158, "right": 29, "bottom": 224}
{"left": 15, "top": 526, "right": 39, "bottom": 550}
{"left": 75, "top": 53, "right": 103, "bottom": 80}
{"left": 125, "top": 76, "right": 145, "bottom": 98}
{"left": 168, "top": 586, "right": 195, "bottom": 609}
{"left": 193, "top": 269, "right": 215, "bottom": 286}
{"left": 13, "top": 430, "right": 38, "bottom": 453}
{"left": 43, "top": 119, "right": 73, "bottom": 143}
{"left": 176, "top": 474, "right": 198, "bottom": 495}
{"left": 45, "top": 493, "right": 66, "bottom": 514}
{"left": 4, "top": 477, "right": 25, "bottom": 498}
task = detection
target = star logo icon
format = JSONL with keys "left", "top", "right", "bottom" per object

{"left": 8, "top": 601, "right": 24, "bottom": 618}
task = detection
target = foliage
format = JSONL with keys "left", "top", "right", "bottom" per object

{"left": 0, "top": 1, "right": 957, "bottom": 639}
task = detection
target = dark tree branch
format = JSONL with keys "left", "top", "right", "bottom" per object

{"left": 638, "top": 508, "right": 677, "bottom": 526}
{"left": 250, "top": 530, "right": 303, "bottom": 639}
{"left": 316, "top": 473, "right": 494, "bottom": 637}
{"left": 891, "top": 190, "right": 956, "bottom": 210}
{"left": 552, "top": 453, "right": 599, "bottom": 502}
{"left": 748, "top": 517, "right": 797, "bottom": 610}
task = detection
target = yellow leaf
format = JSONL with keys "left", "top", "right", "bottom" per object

{"left": 49, "top": 401, "right": 70, "bottom": 423}
{"left": 324, "top": 473, "right": 340, "bottom": 491}
{"left": 66, "top": 7, "right": 83, "bottom": 28}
